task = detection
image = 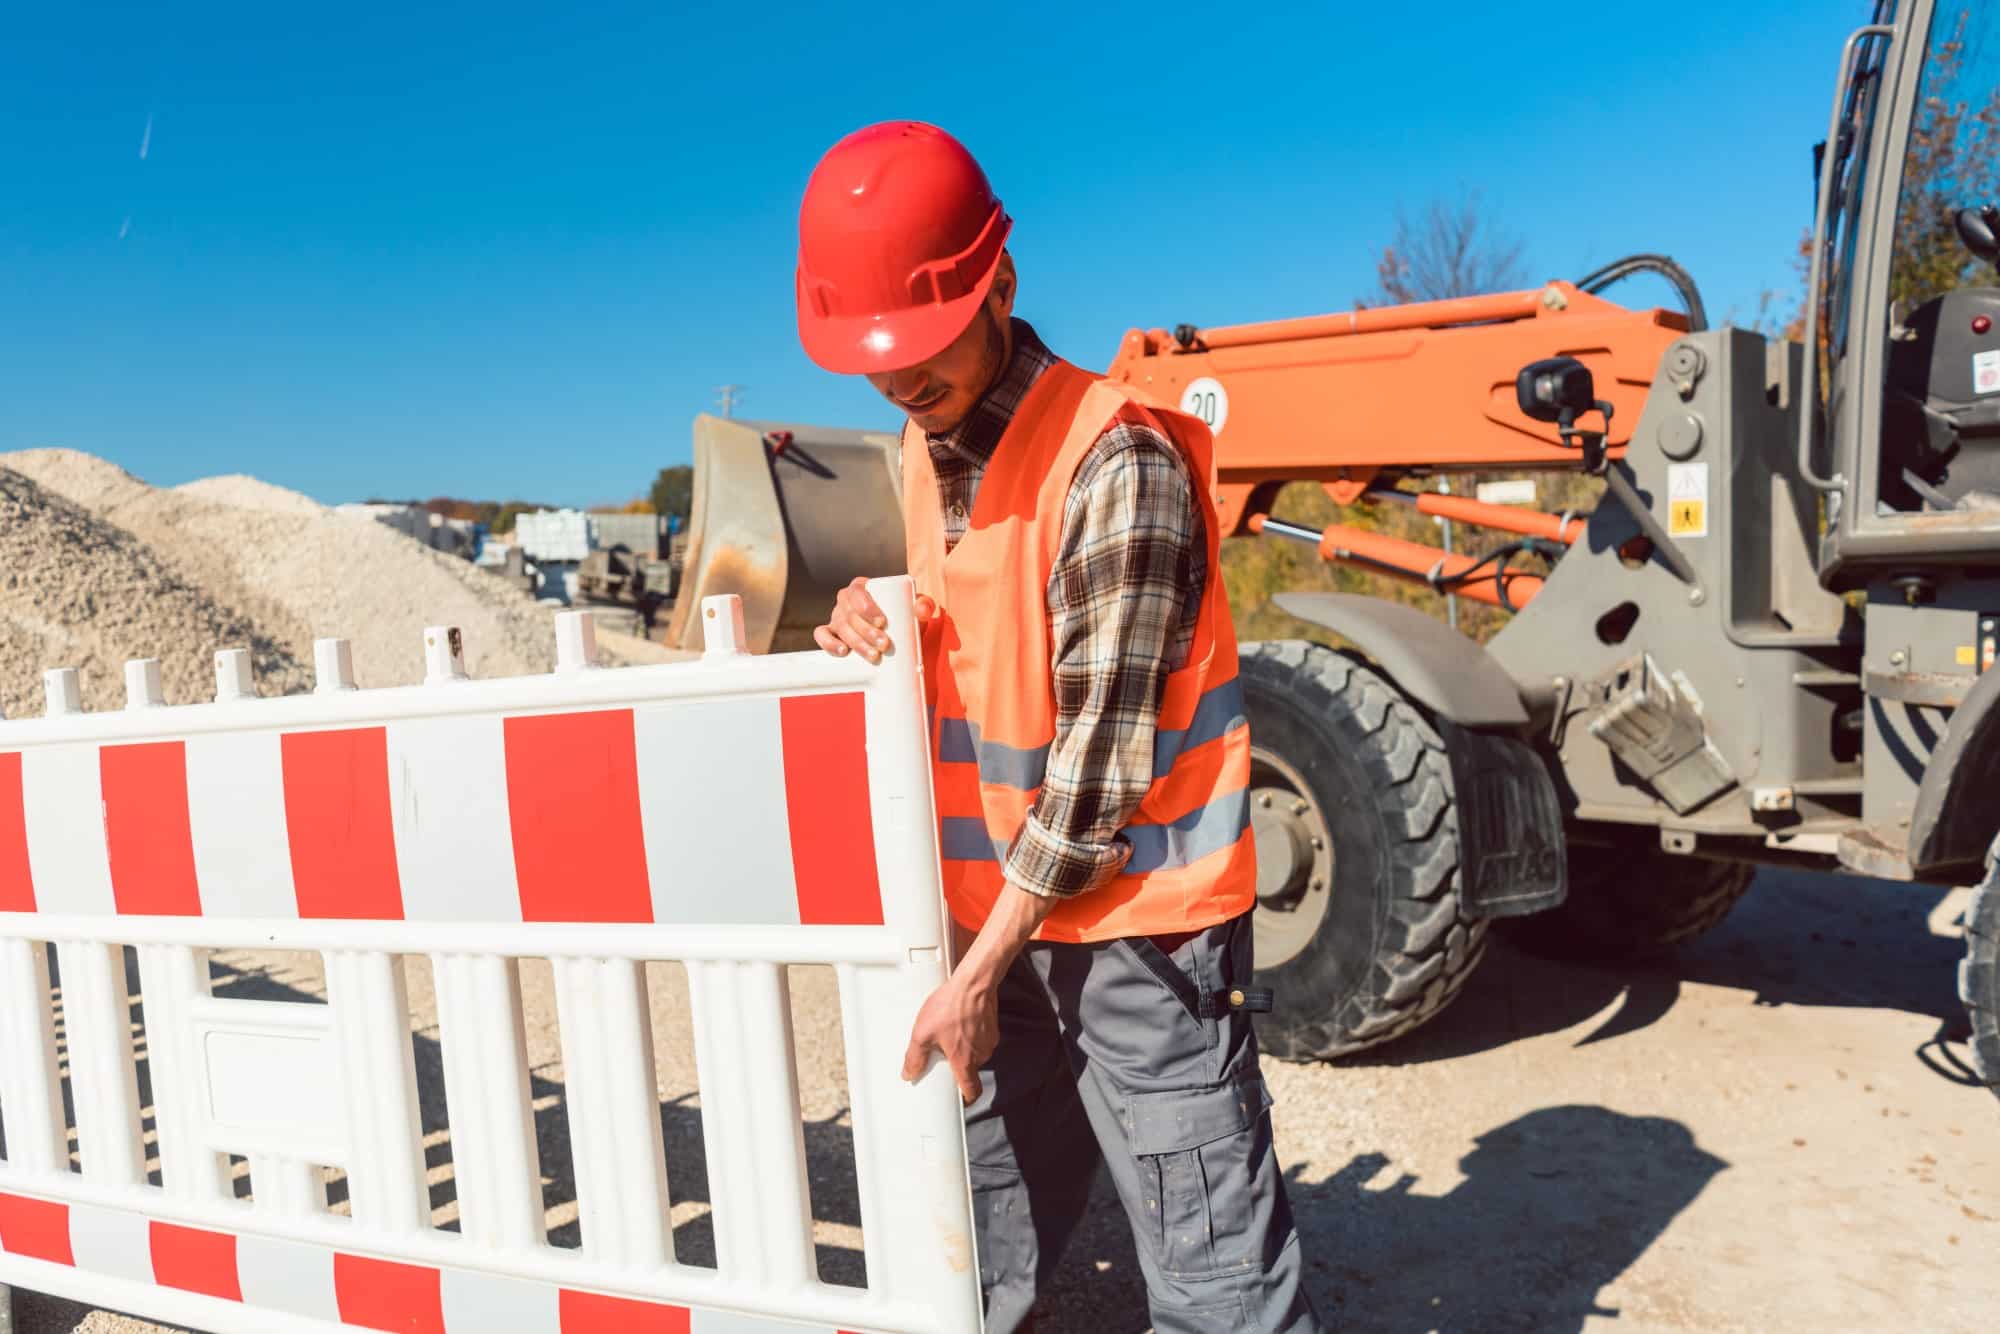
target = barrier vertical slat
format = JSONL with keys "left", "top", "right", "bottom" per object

{"left": 0, "top": 938, "right": 66, "bottom": 1173}
{"left": 550, "top": 956, "right": 671, "bottom": 1265}
{"left": 854, "top": 576, "right": 984, "bottom": 1329}
{"left": 840, "top": 962, "right": 976, "bottom": 1312}
{"left": 53, "top": 940, "right": 146, "bottom": 1187}
{"left": 133, "top": 944, "right": 230, "bottom": 1202}
{"left": 248, "top": 1155, "right": 326, "bottom": 1215}
{"left": 431, "top": 953, "right": 543, "bottom": 1249}
{"left": 685, "top": 957, "right": 813, "bottom": 1290}
{"left": 323, "top": 950, "right": 428, "bottom": 1230}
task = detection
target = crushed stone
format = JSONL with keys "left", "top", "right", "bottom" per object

{"left": 0, "top": 467, "right": 310, "bottom": 715}
{"left": 0, "top": 449, "right": 667, "bottom": 715}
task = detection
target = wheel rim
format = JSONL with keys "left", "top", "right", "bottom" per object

{"left": 1248, "top": 744, "right": 1335, "bottom": 968}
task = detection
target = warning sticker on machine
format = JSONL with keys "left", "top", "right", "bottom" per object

{"left": 1667, "top": 461, "right": 1709, "bottom": 537}
{"left": 1975, "top": 348, "right": 2000, "bottom": 395}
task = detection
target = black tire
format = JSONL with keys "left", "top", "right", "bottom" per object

{"left": 1500, "top": 840, "right": 1754, "bottom": 961}
{"left": 1960, "top": 838, "right": 2000, "bottom": 1100}
{"left": 1239, "top": 640, "right": 1486, "bottom": 1061}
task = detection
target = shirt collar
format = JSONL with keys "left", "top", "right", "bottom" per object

{"left": 926, "top": 319, "right": 1056, "bottom": 467}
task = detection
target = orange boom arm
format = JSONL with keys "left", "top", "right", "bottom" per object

{"left": 1105, "top": 281, "right": 1687, "bottom": 539}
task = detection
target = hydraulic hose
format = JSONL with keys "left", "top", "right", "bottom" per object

{"left": 1576, "top": 254, "right": 1709, "bottom": 332}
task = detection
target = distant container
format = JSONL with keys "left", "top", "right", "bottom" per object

{"left": 589, "top": 512, "right": 666, "bottom": 557}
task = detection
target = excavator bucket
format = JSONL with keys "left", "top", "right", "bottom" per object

{"left": 666, "top": 414, "right": 907, "bottom": 654}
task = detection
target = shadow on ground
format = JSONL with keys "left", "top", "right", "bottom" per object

{"left": 170, "top": 961, "right": 870, "bottom": 1285}
{"left": 1036, "top": 1104, "right": 1726, "bottom": 1333}
{"left": 1359, "top": 869, "right": 1975, "bottom": 1078}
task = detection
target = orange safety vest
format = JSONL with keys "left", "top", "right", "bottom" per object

{"left": 902, "top": 358, "right": 1257, "bottom": 943}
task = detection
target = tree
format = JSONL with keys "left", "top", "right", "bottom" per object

{"left": 1364, "top": 190, "right": 1528, "bottom": 307}
{"left": 1225, "top": 189, "right": 1571, "bottom": 649}
{"left": 650, "top": 465, "right": 694, "bottom": 520}
{"left": 490, "top": 502, "right": 540, "bottom": 535}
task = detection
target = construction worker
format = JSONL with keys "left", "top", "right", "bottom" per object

{"left": 802, "top": 122, "right": 1321, "bottom": 1332}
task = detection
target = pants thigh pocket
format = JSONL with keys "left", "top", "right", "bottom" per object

{"left": 1128, "top": 1070, "right": 1275, "bottom": 1281}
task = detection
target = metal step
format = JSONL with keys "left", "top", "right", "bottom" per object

{"left": 1835, "top": 824, "right": 1914, "bottom": 881}
{"left": 1862, "top": 668, "right": 1972, "bottom": 709}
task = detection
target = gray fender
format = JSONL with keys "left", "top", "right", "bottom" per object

{"left": 1910, "top": 661, "right": 2000, "bottom": 880}
{"left": 1272, "top": 592, "right": 1530, "bottom": 729}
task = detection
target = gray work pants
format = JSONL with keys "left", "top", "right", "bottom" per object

{"left": 964, "top": 912, "right": 1323, "bottom": 1332}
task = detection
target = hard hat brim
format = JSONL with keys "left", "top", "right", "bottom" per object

{"left": 795, "top": 259, "right": 1000, "bottom": 376}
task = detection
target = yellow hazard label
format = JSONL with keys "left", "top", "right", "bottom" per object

{"left": 1669, "top": 499, "right": 1706, "bottom": 536}
{"left": 1957, "top": 644, "right": 1977, "bottom": 666}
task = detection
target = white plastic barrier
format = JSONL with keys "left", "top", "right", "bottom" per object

{"left": 0, "top": 578, "right": 979, "bottom": 1334}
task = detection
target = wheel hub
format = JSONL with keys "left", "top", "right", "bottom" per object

{"left": 1247, "top": 747, "right": 1334, "bottom": 969}
{"left": 1250, "top": 789, "right": 1316, "bottom": 908}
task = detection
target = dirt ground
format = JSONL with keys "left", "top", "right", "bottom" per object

{"left": 14, "top": 866, "right": 1996, "bottom": 1333}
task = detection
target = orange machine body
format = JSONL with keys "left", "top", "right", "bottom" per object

{"left": 1105, "top": 281, "right": 1688, "bottom": 541}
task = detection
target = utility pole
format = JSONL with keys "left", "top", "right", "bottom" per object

{"left": 715, "top": 384, "right": 745, "bottom": 419}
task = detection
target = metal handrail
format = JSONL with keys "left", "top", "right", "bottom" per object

{"left": 1797, "top": 22, "right": 1895, "bottom": 494}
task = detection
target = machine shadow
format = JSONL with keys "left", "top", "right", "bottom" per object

{"left": 1040, "top": 1104, "right": 1726, "bottom": 1334}
{"left": 1341, "top": 867, "right": 1970, "bottom": 1068}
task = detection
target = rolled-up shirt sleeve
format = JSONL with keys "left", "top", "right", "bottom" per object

{"left": 1000, "top": 423, "right": 1205, "bottom": 900}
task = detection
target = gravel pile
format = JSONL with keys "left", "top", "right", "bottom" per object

{"left": 0, "top": 448, "right": 674, "bottom": 716}
{"left": 0, "top": 467, "right": 311, "bottom": 716}
{"left": 173, "top": 473, "right": 328, "bottom": 517}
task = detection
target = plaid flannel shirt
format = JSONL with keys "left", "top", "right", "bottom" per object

{"left": 925, "top": 320, "right": 1205, "bottom": 900}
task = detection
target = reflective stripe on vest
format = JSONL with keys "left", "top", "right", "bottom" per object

{"left": 902, "top": 357, "right": 1257, "bottom": 943}
{"left": 939, "top": 784, "right": 1251, "bottom": 872}
{"left": 935, "top": 675, "right": 1247, "bottom": 791}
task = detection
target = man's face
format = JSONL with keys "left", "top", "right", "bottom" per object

{"left": 865, "top": 255, "right": 1015, "bottom": 435}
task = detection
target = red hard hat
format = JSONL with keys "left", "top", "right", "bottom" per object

{"left": 796, "top": 122, "right": 1011, "bottom": 375}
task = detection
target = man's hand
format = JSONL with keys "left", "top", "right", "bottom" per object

{"left": 902, "top": 884, "right": 1056, "bottom": 1105}
{"left": 813, "top": 577, "right": 936, "bottom": 663}
{"left": 901, "top": 974, "right": 998, "bottom": 1105}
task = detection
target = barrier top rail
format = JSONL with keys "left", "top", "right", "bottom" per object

{"left": 0, "top": 578, "right": 980, "bottom": 1334}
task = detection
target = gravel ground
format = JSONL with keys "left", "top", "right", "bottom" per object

{"left": 13, "top": 867, "right": 1996, "bottom": 1333}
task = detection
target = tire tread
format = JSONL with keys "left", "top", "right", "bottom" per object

{"left": 1242, "top": 640, "right": 1488, "bottom": 1060}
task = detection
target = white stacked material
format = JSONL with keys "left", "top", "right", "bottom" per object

{"left": 513, "top": 509, "right": 592, "bottom": 562}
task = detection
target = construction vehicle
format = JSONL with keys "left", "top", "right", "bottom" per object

{"left": 672, "top": 0, "right": 2000, "bottom": 1091}
{"left": 664, "top": 415, "right": 906, "bottom": 654}
{"left": 575, "top": 538, "right": 684, "bottom": 628}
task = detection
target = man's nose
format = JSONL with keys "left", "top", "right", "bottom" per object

{"left": 886, "top": 368, "right": 931, "bottom": 399}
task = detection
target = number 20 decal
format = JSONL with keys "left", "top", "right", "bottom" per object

{"left": 1179, "top": 377, "right": 1229, "bottom": 434}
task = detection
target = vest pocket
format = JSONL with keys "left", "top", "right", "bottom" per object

{"left": 1128, "top": 1071, "right": 1274, "bottom": 1281}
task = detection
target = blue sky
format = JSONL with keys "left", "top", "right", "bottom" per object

{"left": 2, "top": 2, "right": 1863, "bottom": 507}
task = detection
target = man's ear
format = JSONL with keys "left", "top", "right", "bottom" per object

{"left": 988, "top": 250, "right": 1017, "bottom": 321}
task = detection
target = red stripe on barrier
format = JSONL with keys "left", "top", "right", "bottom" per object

{"left": 504, "top": 710, "right": 652, "bottom": 923}
{"left": 778, "top": 692, "right": 883, "bottom": 926}
{"left": 0, "top": 753, "right": 33, "bottom": 912}
{"left": 100, "top": 742, "right": 203, "bottom": 916}
{"left": 334, "top": 1252, "right": 445, "bottom": 1334}
{"left": 281, "top": 728, "right": 404, "bottom": 919}
{"left": 149, "top": 1220, "right": 240, "bottom": 1302}
{"left": 558, "top": 1289, "right": 692, "bottom": 1333}
{"left": 0, "top": 1193, "right": 72, "bottom": 1266}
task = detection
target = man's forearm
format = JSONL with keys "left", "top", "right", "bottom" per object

{"left": 954, "top": 883, "right": 1057, "bottom": 996}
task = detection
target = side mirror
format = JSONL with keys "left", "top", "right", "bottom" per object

{"left": 1516, "top": 357, "right": 1598, "bottom": 425}
{"left": 1956, "top": 205, "right": 2000, "bottom": 265}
